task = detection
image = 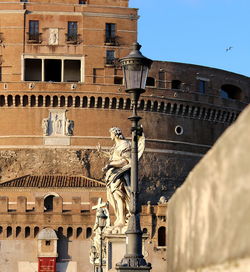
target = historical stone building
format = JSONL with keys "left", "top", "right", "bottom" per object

{"left": 0, "top": 0, "right": 249, "bottom": 271}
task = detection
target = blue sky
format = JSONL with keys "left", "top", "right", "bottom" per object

{"left": 129, "top": 0, "right": 250, "bottom": 77}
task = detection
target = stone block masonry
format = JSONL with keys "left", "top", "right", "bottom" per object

{"left": 167, "top": 104, "right": 250, "bottom": 272}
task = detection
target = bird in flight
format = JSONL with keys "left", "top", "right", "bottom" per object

{"left": 226, "top": 46, "right": 233, "bottom": 52}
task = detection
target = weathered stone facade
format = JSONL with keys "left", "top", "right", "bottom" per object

{"left": 167, "top": 104, "right": 250, "bottom": 272}
{"left": 0, "top": 0, "right": 249, "bottom": 271}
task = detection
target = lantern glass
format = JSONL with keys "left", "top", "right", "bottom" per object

{"left": 97, "top": 209, "right": 107, "bottom": 229}
{"left": 123, "top": 64, "right": 149, "bottom": 91}
{"left": 120, "top": 43, "right": 152, "bottom": 92}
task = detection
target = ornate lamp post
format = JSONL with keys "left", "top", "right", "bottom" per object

{"left": 116, "top": 43, "right": 152, "bottom": 272}
{"left": 97, "top": 208, "right": 107, "bottom": 272}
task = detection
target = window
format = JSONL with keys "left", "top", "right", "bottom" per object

{"left": 198, "top": 80, "right": 206, "bottom": 93}
{"left": 28, "top": 20, "right": 40, "bottom": 42}
{"left": 25, "top": 59, "right": 42, "bottom": 81}
{"left": 158, "top": 71, "right": 165, "bottom": 88}
{"left": 105, "top": 23, "right": 116, "bottom": 44}
{"left": 44, "top": 195, "right": 55, "bottom": 211}
{"left": 64, "top": 60, "right": 81, "bottom": 82}
{"left": 7, "top": 226, "right": 12, "bottom": 238}
{"left": 45, "top": 59, "right": 62, "bottom": 82}
{"left": 171, "top": 80, "right": 182, "bottom": 90}
{"left": 0, "top": 66, "right": 2, "bottom": 81}
{"left": 158, "top": 226, "right": 166, "bottom": 247}
{"left": 114, "top": 76, "right": 123, "bottom": 85}
{"left": 67, "top": 22, "right": 78, "bottom": 43}
{"left": 25, "top": 226, "right": 30, "bottom": 238}
{"left": 146, "top": 77, "right": 155, "bottom": 87}
{"left": 220, "top": 84, "right": 242, "bottom": 100}
{"left": 24, "top": 57, "right": 82, "bottom": 83}
{"left": 86, "top": 227, "right": 92, "bottom": 238}
{"left": 106, "top": 50, "right": 115, "bottom": 65}
{"left": 16, "top": 226, "right": 21, "bottom": 237}
{"left": 79, "top": 0, "right": 87, "bottom": 3}
{"left": 46, "top": 240, "right": 51, "bottom": 246}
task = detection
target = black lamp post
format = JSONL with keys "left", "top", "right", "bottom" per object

{"left": 116, "top": 43, "right": 152, "bottom": 272}
{"left": 97, "top": 208, "right": 107, "bottom": 272}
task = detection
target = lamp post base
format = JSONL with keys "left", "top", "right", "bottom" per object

{"left": 116, "top": 263, "right": 151, "bottom": 272}
{"left": 116, "top": 254, "right": 151, "bottom": 272}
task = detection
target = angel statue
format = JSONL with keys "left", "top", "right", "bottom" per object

{"left": 97, "top": 127, "right": 145, "bottom": 229}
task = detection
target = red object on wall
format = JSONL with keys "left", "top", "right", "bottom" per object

{"left": 38, "top": 257, "right": 56, "bottom": 272}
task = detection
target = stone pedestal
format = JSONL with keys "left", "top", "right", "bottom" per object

{"left": 104, "top": 233, "right": 149, "bottom": 272}
{"left": 104, "top": 233, "right": 126, "bottom": 272}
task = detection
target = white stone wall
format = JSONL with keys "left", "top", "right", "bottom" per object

{"left": 167, "top": 104, "right": 250, "bottom": 272}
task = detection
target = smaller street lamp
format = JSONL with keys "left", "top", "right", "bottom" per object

{"left": 116, "top": 43, "right": 152, "bottom": 272}
{"left": 97, "top": 208, "right": 107, "bottom": 272}
{"left": 91, "top": 246, "right": 97, "bottom": 272}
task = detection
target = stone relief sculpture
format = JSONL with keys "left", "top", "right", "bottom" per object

{"left": 97, "top": 127, "right": 145, "bottom": 231}
{"left": 42, "top": 118, "right": 49, "bottom": 136}
{"left": 42, "top": 110, "right": 74, "bottom": 137}
{"left": 48, "top": 28, "right": 59, "bottom": 45}
{"left": 66, "top": 120, "right": 74, "bottom": 136}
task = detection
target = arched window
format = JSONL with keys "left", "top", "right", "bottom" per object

{"left": 76, "top": 227, "right": 82, "bottom": 239}
{"left": 220, "top": 84, "right": 242, "bottom": 100}
{"left": 75, "top": 96, "right": 80, "bottom": 107}
{"left": 25, "top": 226, "right": 30, "bottom": 238}
{"left": 34, "top": 226, "right": 39, "bottom": 238}
{"left": 146, "top": 77, "right": 155, "bottom": 87}
{"left": 171, "top": 80, "right": 182, "bottom": 90}
{"left": 0, "top": 226, "right": 3, "bottom": 236}
{"left": 52, "top": 96, "right": 58, "bottom": 107}
{"left": 138, "top": 99, "right": 144, "bottom": 110}
{"left": 153, "top": 101, "right": 158, "bottom": 111}
{"left": 15, "top": 95, "right": 21, "bottom": 107}
{"left": 7, "top": 226, "right": 12, "bottom": 238}
{"left": 60, "top": 96, "right": 65, "bottom": 107}
{"left": 159, "top": 102, "right": 165, "bottom": 112}
{"left": 90, "top": 96, "right": 95, "bottom": 108}
{"left": 30, "top": 95, "right": 36, "bottom": 107}
{"left": 38, "top": 95, "right": 43, "bottom": 107}
{"left": 0, "top": 95, "right": 5, "bottom": 106}
{"left": 44, "top": 195, "right": 55, "bottom": 212}
{"left": 158, "top": 226, "right": 166, "bottom": 246}
{"left": 45, "top": 96, "right": 51, "bottom": 107}
{"left": 97, "top": 97, "right": 102, "bottom": 108}
{"left": 23, "top": 95, "right": 28, "bottom": 107}
{"left": 16, "top": 226, "right": 21, "bottom": 237}
{"left": 125, "top": 98, "right": 131, "bottom": 110}
{"left": 86, "top": 227, "right": 92, "bottom": 238}
{"left": 58, "top": 227, "right": 64, "bottom": 237}
{"left": 82, "top": 96, "right": 88, "bottom": 108}
{"left": 67, "top": 96, "right": 73, "bottom": 107}
{"left": 104, "top": 97, "right": 110, "bottom": 109}
{"left": 146, "top": 100, "right": 151, "bottom": 111}
{"left": 7, "top": 95, "right": 13, "bottom": 106}
{"left": 118, "top": 98, "right": 124, "bottom": 109}
{"left": 67, "top": 227, "right": 73, "bottom": 238}
{"left": 111, "top": 98, "right": 117, "bottom": 109}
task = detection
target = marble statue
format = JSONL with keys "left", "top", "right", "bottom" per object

{"left": 98, "top": 127, "right": 145, "bottom": 230}
{"left": 42, "top": 118, "right": 49, "bottom": 136}
{"left": 90, "top": 198, "right": 110, "bottom": 266}
{"left": 66, "top": 120, "right": 74, "bottom": 136}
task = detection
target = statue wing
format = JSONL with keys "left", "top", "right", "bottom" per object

{"left": 138, "top": 133, "right": 145, "bottom": 160}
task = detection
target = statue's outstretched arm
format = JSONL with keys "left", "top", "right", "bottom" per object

{"left": 96, "top": 143, "right": 110, "bottom": 158}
